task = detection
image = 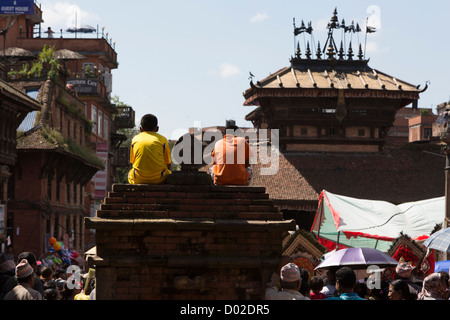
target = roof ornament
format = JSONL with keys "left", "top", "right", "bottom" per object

{"left": 293, "top": 18, "right": 314, "bottom": 58}
{"left": 316, "top": 41, "right": 322, "bottom": 59}
{"left": 323, "top": 7, "right": 340, "bottom": 56}
{"left": 291, "top": 8, "right": 375, "bottom": 63}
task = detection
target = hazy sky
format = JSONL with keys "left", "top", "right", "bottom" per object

{"left": 38, "top": 0, "right": 450, "bottom": 139}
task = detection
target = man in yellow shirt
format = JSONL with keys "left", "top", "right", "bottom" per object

{"left": 128, "top": 114, "right": 172, "bottom": 184}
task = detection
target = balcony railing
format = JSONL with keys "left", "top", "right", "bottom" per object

{"left": 113, "top": 147, "right": 130, "bottom": 167}
{"left": 114, "top": 106, "right": 136, "bottom": 129}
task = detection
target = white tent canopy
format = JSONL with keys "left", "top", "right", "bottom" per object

{"left": 311, "top": 190, "right": 445, "bottom": 252}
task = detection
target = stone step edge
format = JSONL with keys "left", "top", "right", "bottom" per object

{"left": 85, "top": 217, "right": 296, "bottom": 232}
{"left": 112, "top": 183, "right": 266, "bottom": 193}
{"left": 88, "top": 254, "right": 281, "bottom": 268}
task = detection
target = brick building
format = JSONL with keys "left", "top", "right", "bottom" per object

{"left": 0, "top": 3, "right": 134, "bottom": 257}
{"left": 0, "top": 79, "right": 40, "bottom": 247}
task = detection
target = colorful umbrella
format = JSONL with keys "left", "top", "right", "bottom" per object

{"left": 423, "top": 228, "right": 450, "bottom": 252}
{"left": 315, "top": 247, "right": 399, "bottom": 270}
{"left": 434, "top": 260, "right": 450, "bottom": 273}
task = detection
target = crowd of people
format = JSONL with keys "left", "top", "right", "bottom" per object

{"left": 265, "top": 256, "right": 450, "bottom": 300}
{"left": 0, "top": 248, "right": 95, "bottom": 300}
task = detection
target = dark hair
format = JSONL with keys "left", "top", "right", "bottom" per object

{"left": 44, "top": 288, "right": 58, "bottom": 300}
{"left": 41, "top": 266, "right": 53, "bottom": 278}
{"left": 438, "top": 271, "right": 449, "bottom": 287}
{"left": 140, "top": 114, "right": 158, "bottom": 131}
{"left": 335, "top": 267, "right": 357, "bottom": 290}
{"left": 17, "top": 273, "right": 34, "bottom": 284}
{"left": 310, "top": 276, "right": 324, "bottom": 291}
{"left": 225, "top": 124, "right": 239, "bottom": 131}
{"left": 390, "top": 279, "right": 413, "bottom": 300}
{"left": 280, "top": 279, "right": 301, "bottom": 290}
{"left": 17, "top": 252, "right": 37, "bottom": 266}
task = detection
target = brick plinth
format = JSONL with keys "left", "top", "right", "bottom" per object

{"left": 85, "top": 181, "right": 296, "bottom": 300}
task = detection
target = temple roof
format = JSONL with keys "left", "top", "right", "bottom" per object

{"left": 249, "top": 144, "right": 445, "bottom": 208}
{"left": 243, "top": 60, "right": 425, "bottom": 107}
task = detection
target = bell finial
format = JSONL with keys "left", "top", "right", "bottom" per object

{"left": 316, "top": 41, "right": 322, "bottom": 59}
{"left": 358, "top": 43, "right": 364, "bottom": 60}
{"left": 327, "top": 42, "right": 335, "bottom": 59}
{"left": 296, "top": 41, "right": 301, "bottom": 58}
{"left": 329, "top": 7, "right": 338, "bottom": 28}
{"left": 338, "top": 41, "right": 345, "bottom": 60}
{"left": 306, "top": 41, "right": 311, "bottom": 59}
{"left": 347, "top": 42, "right": 354, "bottom": 60}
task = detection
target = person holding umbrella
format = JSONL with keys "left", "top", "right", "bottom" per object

{"left": 325, "top": 267, "right": 366, "bottom": 300}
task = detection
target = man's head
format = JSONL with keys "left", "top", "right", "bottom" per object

{"left": 140, "top": 114, "right": 159, "bottom": 132}
{"left": 280, "top": 263, "right": 302, "bottom": 290}
{"left": 395, "top": 261, "right": 414, "bottom": 279}
{"left": 17, "top": 252, "right": 37, "bottom": 271}
{"left": 335, "top": 267, "right": 357, "bottom": 293}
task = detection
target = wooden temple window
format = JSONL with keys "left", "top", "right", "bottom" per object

{"left": 358, "top": 129, "right": 365, "bottom": 137}
{"left": 326, "top": 127, "right": 337, "bottom": 136}
{"left": 73, "top": 183, "right": 77, "bottom": 204}
{"left": 47, "top": 176, "right": 52, "bottom": 201}
{"left": 56, "top": 180, "right": 61, "bottom": 202}
{"left": 66, "top": 182, "right": 71, "bottom": 204}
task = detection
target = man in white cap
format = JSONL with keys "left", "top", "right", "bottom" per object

{"left": 265, "top": 262, "right": 310, "bottom": 300}
{"left": 393, "top": 260, "right": 421, "bottom": 299}
{"left": 3, "top": 259, "right": 43, "bottom": 300}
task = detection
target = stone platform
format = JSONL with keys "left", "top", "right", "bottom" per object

{"left": 85, "top": 178, "right": 296, "bottom": 300}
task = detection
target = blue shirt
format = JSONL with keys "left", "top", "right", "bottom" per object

{"left": 325, "top": 293, "right": 366, "bottom": 300}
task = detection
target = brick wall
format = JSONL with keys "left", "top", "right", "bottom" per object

{"left": 86, "top": 176, "right": 295, "bottom": 300}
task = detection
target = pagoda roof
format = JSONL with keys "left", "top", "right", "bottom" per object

{"left": 243, "top": 59, "right": 426, "bottom": 107}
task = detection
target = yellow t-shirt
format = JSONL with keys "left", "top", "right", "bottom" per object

{"left": 128, "top": 131, "right": 171, "bottom": 184}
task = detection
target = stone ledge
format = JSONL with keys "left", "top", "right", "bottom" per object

{"left": 88, "top": 254, "right": 280, "bottom": 268}
{"left": 111, "top": 183, "right": 267, "bottom": 194}
{"left": 85, "top": 217, "right": 296, "bottom": 232}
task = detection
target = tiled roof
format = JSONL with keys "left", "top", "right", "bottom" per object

{"left": 17, "top": 127, "right": 104, "bottom": 170}
{"left": 249, "top": 144, "right": 445, "bottom": 206}
{"left": 243, "top": 60, "right": 425, "bottom": 107}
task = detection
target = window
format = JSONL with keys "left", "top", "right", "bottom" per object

{"left": 301, "top": 128, "right": 308, "bottom": 136}
{"left": 73, "top": 183, "right": 77, "bottom": 204}
{"left": 56, "top": 180, "right": 60, "bottom": 202}
{"left": 326, "top": 127, "right": 337, "bottom": 136}
{"left": 424, "top": 127, "right": 432, "bottom": 139}
{"left": 91, "top": 105, "right": 97, "bottom": 134}
{"left": 104, "top": 115, "right": 109, "bottom": 141}
{"left": 98, "top": 110, "right": 103, "bottom": 138}
{"left": 47, "top": 175, "right": 52, "bottom": 200}
{"left": 66, "top": 182, "right": 71, "bottom": 204}
{"left": 358, "top": 129, "right": 365, "bottom": 137}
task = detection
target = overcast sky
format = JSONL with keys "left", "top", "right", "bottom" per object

{"left": 38, "top": 0, "right": 450, "bottom": 139}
